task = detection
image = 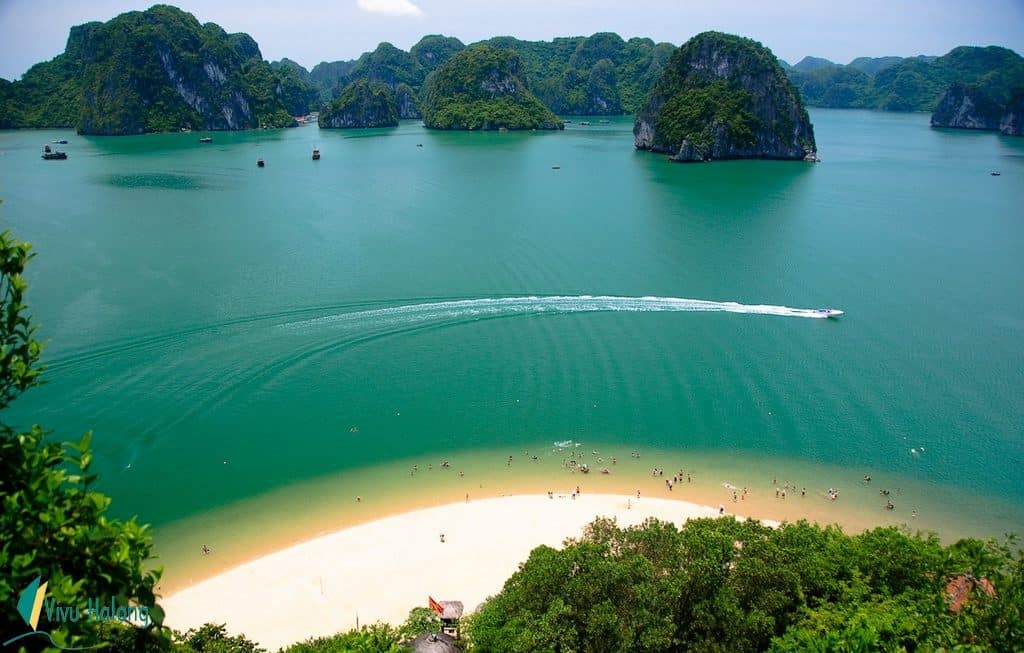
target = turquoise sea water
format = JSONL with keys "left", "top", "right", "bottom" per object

{"left": 2, "top": 111, "right": 1023, "bottom": 560}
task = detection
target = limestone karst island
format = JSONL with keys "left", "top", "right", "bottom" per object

{"left": 1, "top": 2, "right": 1022, "bottom": 652}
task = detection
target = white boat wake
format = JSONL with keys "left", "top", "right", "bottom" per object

{"left": 280, "top": 295, "right": 842, "bottom": 330}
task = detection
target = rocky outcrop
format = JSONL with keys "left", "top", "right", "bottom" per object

{"left": 931, "top": 83, "right": 1024, "bottom": 136}
{"left": 318, "top": 80, "right": 398, "bottom": 128}
{"left": 3, "top": 6, "right": 294, "bottom": 134}
{"left": 999, "top": 90, "right": 1024, "bottom": 135}
{"left": 635, "top": 32, "right": 816, "bottom": 162}
{"left": 421, "top": 45, "right": 563, "bottom": 131}
{"left": 930, "top": 83, "right": 1002, "bottom": 130}
{"left": 395, "top": 83, "right": 421, "bottom": 119}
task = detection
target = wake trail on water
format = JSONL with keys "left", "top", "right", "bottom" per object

{"left": 280, "top": 295, "right": 838, "bottom": 330}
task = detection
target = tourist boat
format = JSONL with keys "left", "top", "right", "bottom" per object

{"left": 41, "top": 145, "right": 67, "bottom": 160}
{"left": 312, "top": 148, "right": 320, "bottom": 160}
{"left": 199, "top": 137, "right": 212, "bottom": 143}
{"left": 579, "top": 121, "right": 591, "bottom": 126}
{"left": 816, "top": 308, "right": 844, "bottom": 318}
{"left": 551, "top": 165, "right": 561, "bottom": 170}
{"left": 52, "top": 139, "right": 68, "bottom": 144}
{"left": 257, "top": 158, "right": 265, "bottom": 167}
{"left": 991, "top": 171, "right": 1001, "bottom": 176}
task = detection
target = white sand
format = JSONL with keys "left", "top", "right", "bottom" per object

{"left": 162, "top": 493, "right": 767, "bottom": 650}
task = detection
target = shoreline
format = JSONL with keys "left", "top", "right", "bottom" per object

{"left": 150, "top": 443, "right": 1022, "bottom": 597}
{"left": 161, "top": 493, "right": 773, "bottom": 650}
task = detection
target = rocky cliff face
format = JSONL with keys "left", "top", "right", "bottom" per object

{"left": 77, "top": 7, "right": 296, "bottom": 135}
{"left": 318, "top": 80, "right": 398, "bottom": 128}
{"left": 999, "top": 90, "right": 1024, "bottom": 135}
{"left": 931, "top": 82, "right": 1024, "bottom": 136}
{"left": 930, "top": 83, "right": 1002, "bottom": 131}
{"left": 3, "top": 5, "right": 294, "bottom": 134}
{"left": 635, "top": 32, "right": 816, "bottom": 162}
{"left": 395, "top": 83, "right": 421, "bottom": 119}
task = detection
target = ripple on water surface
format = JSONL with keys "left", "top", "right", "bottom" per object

{"left": 102, "top": 172, "right": 205, "bottom": 190}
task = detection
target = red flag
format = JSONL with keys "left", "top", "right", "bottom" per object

{"left": 428, "top": 596, "right": 444, "bottom": 615}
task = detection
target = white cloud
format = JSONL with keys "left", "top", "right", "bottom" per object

{"left": 356, "top": 0, "right": 423, "bottom": 17}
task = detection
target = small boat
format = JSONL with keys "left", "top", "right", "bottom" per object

{"left": 416, "top": 144, "right": 423, "bottom": 147}
{"left": 41, "top": 145, "right": 67, "bottom": 160}
{"left": 52, "top": 139, "right": 68, "bottom": 144}
{"left": 312, "top": 148, "right": 320, "bottom": 160}
{"left": 551, "top": 165, "right": 560, "bottom": 170}
{"left": 257, "top": 158, "right": 265, "bottom": 167}
{"left": 815, "top": 308, "right": 844, "bottom": 319}
{"left": 991, "top": 171, "right": 1001, "bottom": 176}
{"left": 199, "top": 137, "right": 212, "bottom": 143}
{"left": 598, "top": 119, "right": 609, "bottom": 124}
{"left": 579, "top": 121, "right": 591, "bottom": 126}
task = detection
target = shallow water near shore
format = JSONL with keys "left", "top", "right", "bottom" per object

{"left": 2, "top": 110, "right": 1022, "bottom": 586}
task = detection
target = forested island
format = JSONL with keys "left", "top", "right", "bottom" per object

{"left": 420, "top": 45, "right": 562, "bottom": 131}
{"left": 784, "top": 46, "right": 1024, "bottom": 135}
{"left": 634, "top": 32, "right": 816, "bottom": 162}
{"left": 1, "top": 4, "right": 1022, "bottom": 137}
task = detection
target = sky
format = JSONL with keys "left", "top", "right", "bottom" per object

{"left": 1, "top": 0, "right": 1023, "bottom": 80}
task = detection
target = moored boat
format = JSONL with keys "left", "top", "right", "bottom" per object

{"left": 257, "top": 158, "right": 265, "bottom": 167}
{"left": 41, "top": 145, "right": 67, "bottom": 160}
{"left": 312, "top": 147, "right": 320, "bottom": 160}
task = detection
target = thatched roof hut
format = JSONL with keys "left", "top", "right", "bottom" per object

{"left": 439, "top": 601, "right": 463, "bottom": 621}
{"left": 946, "top": 574, "right": 996, "bottom": 612}
{"left": 406, "top": 632, "right": 459, "bottom": 653}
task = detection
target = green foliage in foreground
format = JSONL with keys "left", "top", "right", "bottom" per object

{"left": 465, "top": 517, "right": 1022, "bottom": 652}
{"left": 0, "top": 229, "right": 164, "bottom": 648}
{"left": 92, "top": 608, "right": 443, "bottom": 652}
{"left": 421, "top": 45, "right": 562, "bottom": 131}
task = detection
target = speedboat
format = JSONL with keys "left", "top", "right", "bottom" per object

{"left": 816, "top": 308, "right": 844, "bottom": 318}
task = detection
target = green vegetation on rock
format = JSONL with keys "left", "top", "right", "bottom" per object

{"left": 269, "top": 58, "right": 319, "bottom": 116}
{"left": 635, "top": 32, "right": 815, "bottom": 162}
{"left": 421, "top": 45, "right": 563, "bottom": 131}
{"left": 319, "top": 79, "right": 398, "bottom": 128}
{"left": 786, "top": 46, "right": 1024, "bottom": 113}
{"left": 0, "top": 5, "right": 296, "bottom": 134}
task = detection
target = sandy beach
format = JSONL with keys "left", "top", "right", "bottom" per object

{"left": 162, "top": 493, "right": 770, "bottom": 650}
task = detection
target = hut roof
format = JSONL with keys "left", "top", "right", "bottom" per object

{"left": 946, "top": 574, "right": 996, "bottom": 612}
{"left": 406, "top": 632, "right": 459, "bottom": 653}
{"left": 439, "top": 600, "right": 464, "bottom": 620}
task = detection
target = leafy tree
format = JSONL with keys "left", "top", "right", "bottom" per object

{"left": 281, "top": 623, "right": 404, "bottom": 653}
{"left": 399, "top": 607, "right": 442, "bottom": 640}
{"left": 465, "top": 515, "right": 1022, "bottom": 652}
{"left": 0, "top": 229, "right": 163, "bottom": 649}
